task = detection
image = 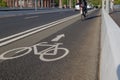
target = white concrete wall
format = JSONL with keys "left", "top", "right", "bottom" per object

{"left": 101, "top": 9, "right": 120, "bottom": 80}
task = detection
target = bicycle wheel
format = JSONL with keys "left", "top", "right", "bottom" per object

{"left": 39, "top": 48, "right": 69, "bottom": 62}
{"left": 81, "top": 14, "right": 84, "bottom": 20}
{"left": 0, "top": 47, "right": 32, "bottom": 60}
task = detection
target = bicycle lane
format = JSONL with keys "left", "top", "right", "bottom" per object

{"left": 0, "top": 10, "right": 101, "bottom": 80}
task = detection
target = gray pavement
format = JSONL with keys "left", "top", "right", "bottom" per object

{"left": 110, "top": 8, "right": 120, "bottom": 27}
{"left": 0, "top": 10, "right": 79, "bottom": 39}
{"left": 0, "top": 9, "right": 101, "bottom": 80}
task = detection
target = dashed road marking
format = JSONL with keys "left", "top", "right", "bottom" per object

{"left": 24, "top": 16, "right": 38, "bottom": 19}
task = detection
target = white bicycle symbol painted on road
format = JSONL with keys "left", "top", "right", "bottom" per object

{"left": 0, "top": 42, "right": 69, "bottom": 62}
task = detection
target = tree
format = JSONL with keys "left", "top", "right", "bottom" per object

{"left": 72, "top": 0, "right": 77, "bottom": 8}
{"left": 0, "top": 0, "right": 7, "bottom": 7}
{"left": 114, "top": 0, "right": 120, "bottom": 4}
{"left": 88, "top": 0, "right": 101, "bottom": 6}
{"left": 54, "top": 0, "right": 59, "bottom": 7}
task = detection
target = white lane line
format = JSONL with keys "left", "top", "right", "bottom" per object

{"left": 0, "top": 20, "right": 61, "bottom": 42}
{"left": 24, "top": 16, "right": 38, "bottom": 19}
{"left": 0, "top": 14, "right": 80, "bottom": 42}
{"left": 0, "top": 14, "right": 80, "bottom": 46}
{"left": 51, "top": 34, "right": 65, "bottom": 42}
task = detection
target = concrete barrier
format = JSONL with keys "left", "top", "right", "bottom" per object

{"left": 100, "top": 9, "right": 120, "bottom": 80}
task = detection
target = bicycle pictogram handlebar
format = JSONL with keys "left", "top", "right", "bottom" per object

{"left": 0, "top": 42, "right": 69, "bottom": 62}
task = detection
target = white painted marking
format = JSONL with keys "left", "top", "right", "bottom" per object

{"left": 0, "top": 42, "right": 69, "bottom": 62}
{"left": 51, "top": 34, "right": 65, "bottom": 42}
{"left": 0, "top": 14, "right": 80, "bottom": 46}
{"left": 24, "top": 16, "right": 38, "bottom": 19}
{"left": 40, "top": 48, "right": 69, "bottom": 62}
{"left": 0, "top": 47, "right": 32, "bottom": 60}
{"left": 0, "top": 20, "right": 61, "bottom": 42}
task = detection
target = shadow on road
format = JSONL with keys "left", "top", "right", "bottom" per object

{"left": 85, "top": 15, "right": 101, "bottom": 20}
{"left": 109, "top": 10, "right": 120, "bottom": 14}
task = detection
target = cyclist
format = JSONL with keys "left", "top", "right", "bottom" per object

{"left": 79, "top": 0, "right": 87, "bottom": 17}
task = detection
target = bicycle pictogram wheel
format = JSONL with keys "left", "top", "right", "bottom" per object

{"left": 39, "top": 48, "right": 69, "bottom": 62}
{"left": 0, "top": 47, "right": 32, "bottom": 60}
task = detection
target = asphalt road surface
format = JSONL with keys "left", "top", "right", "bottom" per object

{"left": 0, "top": 10, "right": 79, "bottom": 39}
{"left": 110, "top": 8, "right": 120, "bottom": 26}
{"left": 0, "top": 9, "right": 101, "bottom": 80}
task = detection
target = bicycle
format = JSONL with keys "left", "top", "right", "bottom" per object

{"left": 0, "top": 42, "right": 69, "bottom": 62}
{"left": 80, "top": 6, "right": 87, "bottom": 20}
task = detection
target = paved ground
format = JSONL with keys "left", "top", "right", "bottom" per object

{"left": 0, "top": 9, "right": 101, "bottom": 80}
{"left": 110, "top": 8, "right": 120, "bottom": 27}
{"left": 0, "top": 10, "right": 79, "bottom": 39}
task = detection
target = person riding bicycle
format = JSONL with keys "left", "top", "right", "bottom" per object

{"left": 79, "top": 0, "right": 87, "bottom": 17}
